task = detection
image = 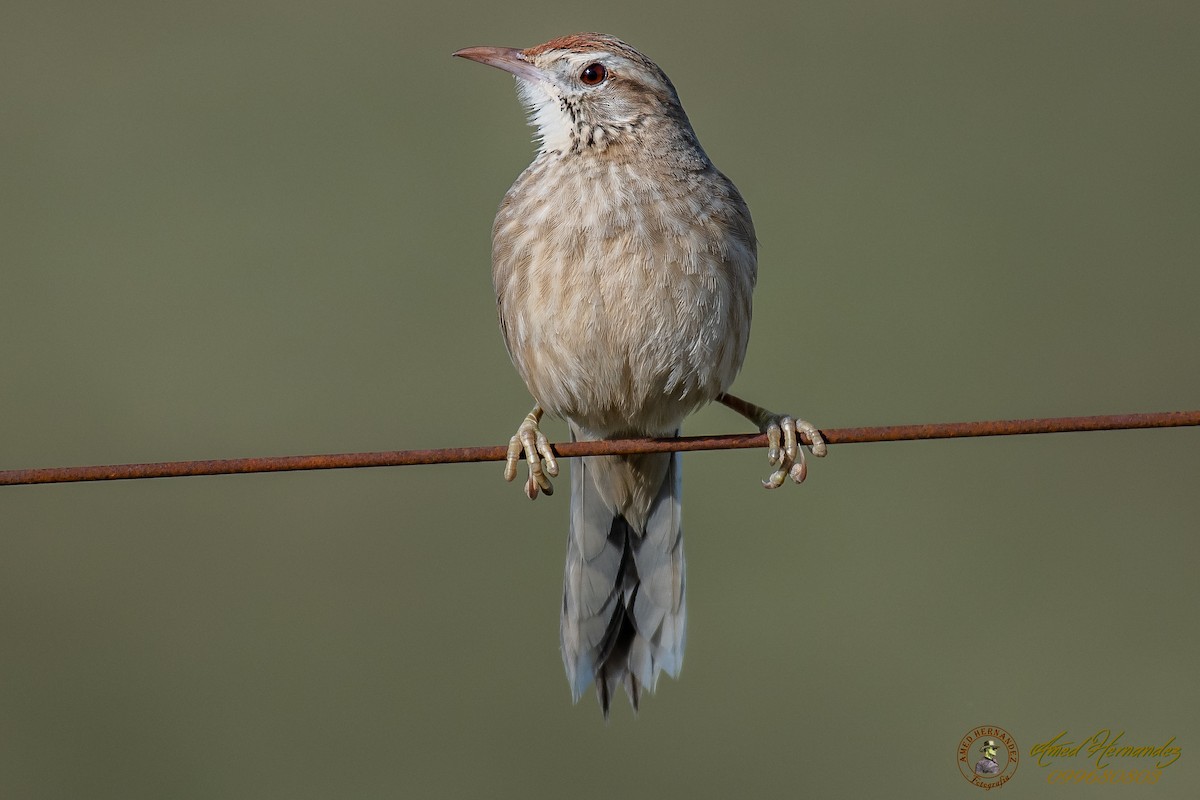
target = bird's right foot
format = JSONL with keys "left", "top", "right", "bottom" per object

{"left": 504, "top": 405, "right": 559, "bottom": 499}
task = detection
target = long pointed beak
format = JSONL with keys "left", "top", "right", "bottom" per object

{"left": 452, "top": 46, "right": 545, "bottom": 84}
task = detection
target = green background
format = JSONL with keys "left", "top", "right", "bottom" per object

{"left": 3, "top": 2, "right": 1198, "bottom": 797}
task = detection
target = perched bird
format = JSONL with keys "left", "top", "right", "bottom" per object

{"left": 454, "top": 33, "right": 826, "bottom": 716}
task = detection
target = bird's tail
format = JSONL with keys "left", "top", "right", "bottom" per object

{"left": 560, "top": 427, "right": 686, "bottom": 716}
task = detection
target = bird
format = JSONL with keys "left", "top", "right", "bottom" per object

{"left": 453, "top": 33, "right": 826, "bottom": 716}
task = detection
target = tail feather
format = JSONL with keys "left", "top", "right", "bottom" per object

{"left": 561, "top": 429, "right": 685, "bottom": 716}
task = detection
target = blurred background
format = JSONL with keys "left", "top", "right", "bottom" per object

{"left": 2, "top": 2, "right": 1198, "bottom": 797}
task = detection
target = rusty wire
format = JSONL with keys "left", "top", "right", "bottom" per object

{"left": 1, "top": 410, "right": 1196, "bottom": 487}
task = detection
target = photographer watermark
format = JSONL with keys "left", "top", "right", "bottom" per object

{"left": 1033, "top": 729, "right": 1180, "bottom": 786}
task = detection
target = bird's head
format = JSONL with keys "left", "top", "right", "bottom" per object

{"left": 454, "top": 33, "right": 697, "bottom": 156}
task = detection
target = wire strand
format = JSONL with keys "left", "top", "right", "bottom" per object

{"left": 2, "top": 410, "right": 1197, "bottom": 487}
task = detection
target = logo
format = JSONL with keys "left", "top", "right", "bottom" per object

{"left": 959, "top": 725, "right": 1019, "bottom": 789}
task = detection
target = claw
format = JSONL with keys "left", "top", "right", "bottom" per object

{"left": 504, "top": 405, "right": 558, "bottom": 500}
{"left": 762, "top": 469, "right": 787, "bottom": 490}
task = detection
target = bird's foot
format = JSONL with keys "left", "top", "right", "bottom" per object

{"left": 503, "top": 405, "right": 559, "bottom": 500}
{"left": 760, "top": 412, "right": 827, "bottom": 488}
{"left": 717, "top": 393, "right": 827, "bottom": 489}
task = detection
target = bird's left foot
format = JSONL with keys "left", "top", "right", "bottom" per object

{"left": 717, "top": 393, "right": 827, "bottom": 489}
{"left": 760, "top": 413, "right": 826, "bottom": 488}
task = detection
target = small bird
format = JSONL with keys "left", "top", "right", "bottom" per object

{"left": 454, "top": 33, "right": 826, "bottom": 716}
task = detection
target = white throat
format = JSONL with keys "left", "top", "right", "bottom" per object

{"left": 516, "top": 79, "right": 574, "bottom": 155}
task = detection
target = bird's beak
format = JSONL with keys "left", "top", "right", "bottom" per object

{"left": 452, "top": 46, "right": 545, "bottom": 85}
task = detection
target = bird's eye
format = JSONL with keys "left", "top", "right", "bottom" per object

{"left": 579, "top": 63, "right": 607, "bottom": 86}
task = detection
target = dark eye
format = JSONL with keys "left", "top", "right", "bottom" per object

{"left": 579, "top": 63, "right": 607, "bottom": 86}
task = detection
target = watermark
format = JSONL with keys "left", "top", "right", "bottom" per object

{"left": 958, "top": 725, "right": 1019, "bottom": 790}
{"left": 1032, "top": 729, "right": 1181, "bottom": 786}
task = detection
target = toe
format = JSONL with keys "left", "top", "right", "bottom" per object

{"left": 504, "top": 435, "right": 522, "bottom": 482}
{"left": 781, "top": 417, "right": 799, "bottom": 464}
{"left": 762, "top": 468, "right": 788, "bottom": 489}
{"left": 535, "top": 432, "right": 559, "bottom": 478}
{"left": 766, "top": 421, "right": 783, "bottom": 466}
{"left": 789, "top": 452, "right": 808, "bottom": 484}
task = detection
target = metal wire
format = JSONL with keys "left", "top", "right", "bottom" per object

{"left": 2, "top": 410, "right": 1196, "bottom": 487}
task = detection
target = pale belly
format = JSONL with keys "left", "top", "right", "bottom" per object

{"left": 494, "top": 207, "right": 754, "bottom": 435}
